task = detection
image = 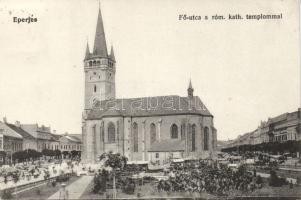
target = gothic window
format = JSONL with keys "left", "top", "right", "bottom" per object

{"left": 108, "top": 122, "right": 115, "bottom": 143}
{"left": 204, "top": 127, "right": 209, "bottom": 150}
{"left": 181, "top": 124, "right": 186, "bottom": 140}
{"left": 171, "top": 124, "right": 178, "bottom": 139}
{"left": 94, "top": 85, "right": 97, "bottom": 93}
{"left": 191, "top": 124, "right": 196, "bottom": 152}
{"left": 133, "top": 123, "right": 138, "bottom": 152}
{"left": 150, "top": 123, "right": 156, "bottom": 145}
{"left": 187, "top": 124, "right": 192, "bottom": 151}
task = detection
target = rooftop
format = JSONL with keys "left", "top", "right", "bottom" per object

{"left": 5, "top": 123, "right": 35, "bottom": 140}
{"left": 87, "top": 95, "right": 212, "bottom": 120}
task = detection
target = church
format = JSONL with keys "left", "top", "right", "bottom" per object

{"left": 81, "top": 7, "right": 217, "bottom": 164}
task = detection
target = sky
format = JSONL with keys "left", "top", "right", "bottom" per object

{"left": 0, "top": 0, "right": 299, "bottom": 140}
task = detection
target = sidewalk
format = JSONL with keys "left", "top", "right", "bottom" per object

{"left": 48, "top": 175, "right": 93, "bottom": 199}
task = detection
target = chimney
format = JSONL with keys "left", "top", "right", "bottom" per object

{"left": 3, "top": 117, "right": 7, "bottom": 123}
{"left": 53, "top": 130, "right": 56, "bottom": 134}
{"left": 15, "top": 121, "right": 21, "bottom": 127}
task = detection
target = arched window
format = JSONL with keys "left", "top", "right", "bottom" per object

{"left": 108, "top": 122, "right": 115, "bottom": 143}
{"left": 181, "top": 124, "right": 186, "bottom": 140}
{"left": 94, "top": 85, "right": 97, "bottom": 93}
{"left": 89, "top": 61, "right": 92, "bottom": 66}
{"left": 93, "top": 60, "right": 96, "bottom": 65}
{"left": 133, "top": 123, "right": 138, "bottom": 152}
{"left": 150, "top": 123, "right": 156, "bottom": 145}
{"left": 204, "top": 127, "right": 209, "bottom": 150}
{"left": 171, "top": 124, "right": 178, "bottom": 139}
{"left": 191, "top": 124, "right": 196, "bottom": 152}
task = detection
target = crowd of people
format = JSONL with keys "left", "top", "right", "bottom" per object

{"left": 157, "top": 161, "right": 259, "bottom": 196}
{"left": 0, "top": 159, "right": 80, "bottom": 190}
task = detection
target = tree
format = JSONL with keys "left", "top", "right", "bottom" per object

{"left": 26, "top": 149, "right": 42, "bottom": 161}
{"left": 54, "top": 149, "right": 61, "bottom": 159}
{"left": 71, "top": 150, "right": 80, "bottom": 159}
{"left": 99, "top": 152, "right": 128, "bottom": 199}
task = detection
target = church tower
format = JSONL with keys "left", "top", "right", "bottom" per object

{"left": 84, "top": 7, "right": 116, "bottom": 110}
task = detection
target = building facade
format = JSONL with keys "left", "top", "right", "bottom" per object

{"left": 0, "top": 121, "right": 23, "bottom": 164}
{"left": 59, "top": 133, "right": 82, "bottom": 153}
{"left": 81, "top": 8, "right": 217, "bottom": 163}
{"left": 223, "top": 108, "right": 301, "bottom": 150}
{"left": 6, "top": 121, "right": 37, "bottom": 150}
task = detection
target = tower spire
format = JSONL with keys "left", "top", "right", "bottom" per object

{"left": 85, "top": 42, "right": 90, "bottom": 60}
{"left": 93, "top": 6, "right": 108, "bottom": 57}
{"left": 109, "top": 46, "right": 115, "bottom": 61}
{"left": 188, "top": 79, "right": 194, "bottom": 98}
{"left": 188, "top": 78, "right": 193, "bottom": 89}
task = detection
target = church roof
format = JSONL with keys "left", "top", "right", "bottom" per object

{"left": 93, "top": 8, "right": 108, "bottom": 57}
{"left": 87, "top": 95, "right": 212, "bottom": 119}
{"left": 148, "top": 140, "right": 185, "bottom": 152}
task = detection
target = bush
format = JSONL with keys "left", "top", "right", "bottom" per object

{"left": 122, "top": 179, "right": 135, "bottom": 194}
{"left": 56, "top": 174, "right": 70, "bottom": 183}
{"left": 2, "top": 189, "right": 13, "bottom": 199}
{"left": 93, "top": 175, "right": 102, "bottom": 194}
{"left": 269, "top": 170, "right": 287, "bottom": 187}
